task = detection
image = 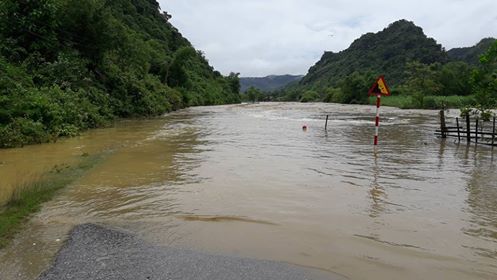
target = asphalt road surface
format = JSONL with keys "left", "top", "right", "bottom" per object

{"left": 38, "top": 224, "right": 344, "bottom": 280}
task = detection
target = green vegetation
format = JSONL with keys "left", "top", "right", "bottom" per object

{"left": 242, "top": 86, "right": 265, "bottom": 102}
{"left": 0, "top": 153, "right": 105, "bottom": 248}
{"left": 274, "top": 20, "right": 497, "bottom": 112}
{"left": 240, "top": 75, "right": 303, "bottom": 92}
{"left": 472, "top": 40, "right": 497, "bottom": 109}
{"left": 448, "top": 38, "right": 497, "bottom": 65}
{"left": 0, "top": 0, "right": 240, "bottom": 148}
{"left": 368, "top": 95, "right": 475, "bottom": 109}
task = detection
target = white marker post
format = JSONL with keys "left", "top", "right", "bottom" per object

{"left": 368, "top": 76, "right": 391, "bottom": 146}
{"left": 374, "top": 94, "right": 381, "bottom": 146}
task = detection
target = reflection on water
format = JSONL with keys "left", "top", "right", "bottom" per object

{"left": 1, "top": 103, "right": 497, "bottom": 280}
{"left": 464, "top": 147, "right": 497, "bottom": 260}
{"left": 369, "top": 149, "right": 387, "bottom": 218}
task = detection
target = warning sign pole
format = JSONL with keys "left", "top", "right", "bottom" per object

{"left": 374, "top": 94, "right": 381, "bottom": 146}
{"left": 368, "top": 75, "right": 391, "bottom": 146}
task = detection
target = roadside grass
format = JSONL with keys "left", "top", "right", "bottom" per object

{"left": 369, "top": 95, "right": 475, "bottom": 109}
{"left": 0, "top": 153, "right": 105, "bottom": 248}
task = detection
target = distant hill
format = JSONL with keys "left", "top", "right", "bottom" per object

{"left": 240, "top": 75, "right": 303, "bottom": 92}
{"left": 448, "top": 38, "right": 497, "bottom": 65}
{"left": 299, "top": 19, "right": 448, "bottom": 88}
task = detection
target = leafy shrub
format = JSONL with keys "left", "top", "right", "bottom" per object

{"left": 0, "top": 118, "right": 48, "bottom": 148}
{"left": 300, "top": 90, "right": 320, "bottom": 103}
{"left": 423, "top": 96, "right": 437, "bottom": 109}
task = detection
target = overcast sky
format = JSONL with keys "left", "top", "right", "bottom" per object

{"left": 158, "top": 0, "right": 497, "bottom": 77}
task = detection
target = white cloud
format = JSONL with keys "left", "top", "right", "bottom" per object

{"left": 158, "top": 0, "right": 497, "bottom": 77}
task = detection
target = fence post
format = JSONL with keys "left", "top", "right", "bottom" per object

{"left": 325, "top": 115, "right": 329, "bottom": 131}
{"left": 456, "top": 117, "right": 461, "bottom": 142}
{"left": 466, "top": 114, "right": 471, "bottom": 142}
{"left": 439, "top": 110, "right": 447, "bottom": 138}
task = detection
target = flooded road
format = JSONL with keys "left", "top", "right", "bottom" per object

{"left": 1, "top": 103, "right": 496, "bottom": 279}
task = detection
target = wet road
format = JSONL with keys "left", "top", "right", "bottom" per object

{"left": 38, "top": 224, "right": 340, "bottom": 280}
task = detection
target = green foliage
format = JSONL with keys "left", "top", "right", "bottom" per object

{"left": 273, "top": 72, "right": 375, "bottom": 104}
{"left": 471, "top": 40, "right": 497, "bottom": 109}
{"left": 300, "top": 90, "right": 320, "bottom": 103}
{"left": 244, "top": 86, "right": 264, "bottom": 102}
{"left": 438, "top": 62, "right": 473, "bottom": 96}
{"left": 402, "top": 61, "right": 473, "bottom": 98}
{"left": 0, "top": 0, "right": 240, "bottom": 148}
{"left": 404, "top": 62, "right": 442, "bottom": 96}
{"left": 459, "top": 106, "right": 494, "bottom": 121}
{"left": 338, "top": 72, "right": 375, "bottom": 104}
{"left": 369, "top": 95, "right": 475, "bottom": 109}
{"left": 323, "top": 88, "right": 343, "bottom": 103}
{"left": 0, "top": 0, "right": 61, "bottom": 61}
{"left": 448, "top": 38, "right": 496, "bottom": 65}
{"left": 226, "top": 72, "right": 241, "bottom": 94}
{"left": 240, "top": 75, "right": 303, "bottom": 92}
{"left": 166, "top": 46, "right": 197, "bottom": 87}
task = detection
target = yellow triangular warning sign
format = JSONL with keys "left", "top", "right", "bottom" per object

{"left": 368, "top": 76, "right": 391, "bottom": 96}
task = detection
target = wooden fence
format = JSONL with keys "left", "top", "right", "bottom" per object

{"left": 436, "top": 110, "right": 496, "bottom": 147}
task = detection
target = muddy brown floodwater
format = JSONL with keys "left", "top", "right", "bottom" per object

{"left": 1, "top": 103, "right": 496, "bottom": 280}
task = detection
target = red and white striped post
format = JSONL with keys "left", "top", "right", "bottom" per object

{"left": 374, "top": 94, "right": 381, "bottom": 146}
{"left": 368, "top": 76, "right": 390, "bottom": 146}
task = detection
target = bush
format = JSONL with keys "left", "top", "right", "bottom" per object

{"left": 0, "top": 118, "right": 49, "bottom": 148}
{"left": 323, "top": 88, "right": 345, "bottom": 103}
{"left": 300, "top": 90, "right": 320, "bottom": 103}
{"left": 423, "top": 96, "right": 438, "bottom": 109}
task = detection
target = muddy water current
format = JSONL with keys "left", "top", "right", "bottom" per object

{"left": 1, "top": 103, "right": 496, "bottom": 279}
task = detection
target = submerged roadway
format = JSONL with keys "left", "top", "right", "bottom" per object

{"left": 38, "top": 224, "right": 345, "bottom": 280}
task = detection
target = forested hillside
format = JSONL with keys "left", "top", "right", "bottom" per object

{"left": 240, "top": 75, "right": 303, "bottom": 92}
{"left": 277, "top": 20, "right": 497, "bottom": 110}
{"left": 0, "top": 0, "right": 240, "bottom": 148}
{"left": 448, "top": 38, "right": 496, "bottom": 65}
{"left": 300, "top": 20, "right": 447, "bottom": 87}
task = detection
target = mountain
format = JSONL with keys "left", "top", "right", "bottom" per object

{"left": 299, "top": 20, "right": 448, "bottom": 88}
{"left": 0, "top": 0, "right": 240, "bottom": 148}
{"left": 448, "top": 38, "right": 497, "bottom": 65}
{"left": 240, "top": 75, "right": 303, "bottom": 92}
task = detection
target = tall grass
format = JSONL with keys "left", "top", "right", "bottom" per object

{"left": 0, "top": 153, "right": 104, "bottom": 248}
{"left": 0, "top": 173, "right": 47, "bottom": 207}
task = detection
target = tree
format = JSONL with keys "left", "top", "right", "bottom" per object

{"left": 245, "top": 87, "right": 263, "bottom": 102}
{"left": 439, "top": 62, "right": 473, "bottom": 96}
{"left": 0, "top": 0, "right": 61, "bottom": 61}
{"left": 58, "top": 0, "right": 114, "bottom": 65}
{"left": 404, "top": 61, "right": 442, "bottom": 95}
{"left": 472, "top": 40, "right": 497, "bottom": 109}
{"left": 300, "top": 90, "right": 320, "bottom": 103}
{"left": 226, "top": 72, "right": 241, "bottom": 94}
{"left": 166, "top": 46, "right": 196, "bottom": 87}
{"left": 339, "top": 72, "right": 375, "bottom": 104}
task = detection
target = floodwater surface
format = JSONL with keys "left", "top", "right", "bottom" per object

{"left": 0, "top": 103, "right": 496, "bottom": 279}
